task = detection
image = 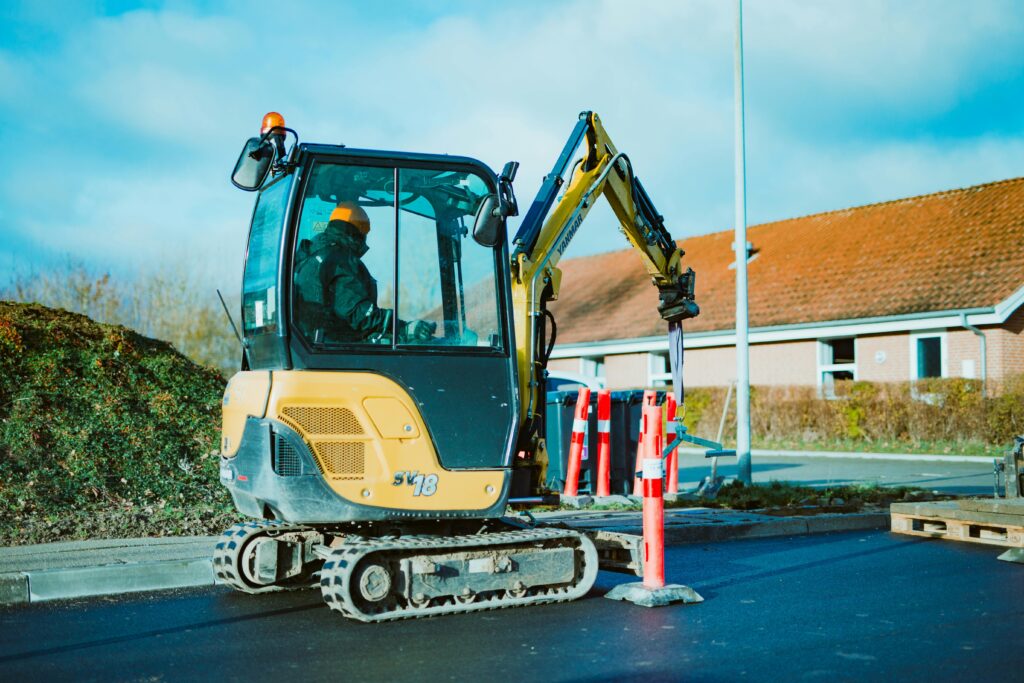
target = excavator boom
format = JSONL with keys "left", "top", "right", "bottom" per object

{"left": 508, "top": 112, "right": 699, "bottom": 486}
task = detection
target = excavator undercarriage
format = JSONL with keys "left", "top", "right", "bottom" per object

{"left": 213, "top": 518, "right": 636, "bottom": 621}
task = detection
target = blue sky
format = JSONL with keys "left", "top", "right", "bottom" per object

{"left": 1, "top": 0, "right": 1022, "bottom": 292}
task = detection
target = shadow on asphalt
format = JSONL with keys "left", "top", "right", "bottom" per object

{"left": 0, "top": 599, "right": 324, "bottom": 664}
{"left": 688, "top": 536, "right": 925, "bottom": 600}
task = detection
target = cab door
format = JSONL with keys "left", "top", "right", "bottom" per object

{"left": 287, "top": 154, "right": 519, "bottom": 470}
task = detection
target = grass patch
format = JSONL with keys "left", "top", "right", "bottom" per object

{"left": 751, "top": 437, "right": 1001, "bottom": 457}
{"left": 563, "top": 481, "right": 943, "bottom": 513}
{"left": 707, "top": 480, "right": 938, "bottom": 510}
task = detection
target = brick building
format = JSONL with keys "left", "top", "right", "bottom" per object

{"left": 546, "top": 177, "right": 1024, "bottom": 392}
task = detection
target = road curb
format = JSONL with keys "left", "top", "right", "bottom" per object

{"left": 0, "top": 512, "right": 890, "bottom": 607}
{"left": 1, "top": 558, "right": 215, "bottom": 607}
{"left": 0, "top": 573, "right": 29, "bottom": 605}
{"left": 804, "top": 512, "right": 891, "bottom": 533}
{"left": 677, "top": 447, "right": 990, "bottom": 463}
{"left": 570, "top": 512, "right": 890, "bottom": 545}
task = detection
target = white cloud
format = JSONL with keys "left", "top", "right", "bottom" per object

{"left": 1, "top": 0, "right": 1022, "bottom": 276}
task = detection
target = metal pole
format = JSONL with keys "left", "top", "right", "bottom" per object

{"left": 734, "top": 0, "right": 752, "bottom": 484}
{"left": 711, "top": 380, "right": 735, "bottom": 484}
{"left": 959, "top": 312, "right": 987, "bottom": 397}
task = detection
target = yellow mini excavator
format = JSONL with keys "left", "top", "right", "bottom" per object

{"left": 216, "top": 111, "right": 700, "bottom": 621}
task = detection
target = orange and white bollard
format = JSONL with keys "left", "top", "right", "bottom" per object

{"left": 664, "top": 394, "right": 680, "bottom": 494}
{"left": 595, "top": 389, "right": 612, "bottom": 497}
{"left": 641, "top": 403, "right": 666, "bottom": 588}
{"left": 633, "top": 390, "right": 658, "bottom": 496}
{"left": 562, "top": 387, "right": 591, "bottom": 497}
{"left": 604, "top": 399, "right": 703, "bottom": 608}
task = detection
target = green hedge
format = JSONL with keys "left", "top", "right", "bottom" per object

{"left": 681, "top": 376, "right": 1024, "bottom": 454}
{"left": 0, "top": 302, "right": 228, "bottom": 520}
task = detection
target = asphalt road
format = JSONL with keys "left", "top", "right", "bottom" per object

{"left": 2, "top": 531, "right": 1020, "bottom": 682}
{"left": 678, "top": 455, "right": 994, "bottom": 495}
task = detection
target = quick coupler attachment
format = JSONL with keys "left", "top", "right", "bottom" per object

{"left": 662, "top": 422, "right": 735, "bottom": 460}
{"left": 657, "top": 269, "right": 699, "bottom": 323}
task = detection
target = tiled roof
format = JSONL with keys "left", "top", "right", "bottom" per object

{"left": 549, "top": 177, "right": 1024, "bottom": 343}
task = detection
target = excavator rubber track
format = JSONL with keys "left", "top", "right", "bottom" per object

{"left": 319, "top": 527, "right": 598, "bottom": 622}
{"left": 213, "top": 520, "right": 323, "bottom": 593}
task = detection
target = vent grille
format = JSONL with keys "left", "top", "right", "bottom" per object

{"left": 314, "top": 441, "right": 365, "bottom": 479}
{"left": 281, "top": 406, "right": 363, "bottom": 435}
{"left": 273, "top": 435, "right": 303, "bottom": 477}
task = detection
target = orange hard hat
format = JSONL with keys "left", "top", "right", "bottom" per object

{"left": 330, "top": 201, "right": 371, "bottom": 235}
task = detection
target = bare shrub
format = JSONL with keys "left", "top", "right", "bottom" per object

{"left": 3, "top": 257, "right": 240, "bottom": 376}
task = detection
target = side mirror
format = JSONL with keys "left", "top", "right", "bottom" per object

{"left": 472, "top": 194, "right": 503, "bottom": 248}
{"left": 231, "top": 137, "right": 274, "bottom": 191}
{"left": 471, "top": 160, "right": 520, "bottom": 248}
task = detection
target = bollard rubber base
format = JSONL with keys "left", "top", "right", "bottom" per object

{"left": 604, "top": 581, "right": 703, "bottom": 607}
{"left": 998, "top": 548, "right": 1024, "bottom": 564}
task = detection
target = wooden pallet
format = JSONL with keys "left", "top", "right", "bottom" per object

{"left": 891, "top": 500, "right": 1024, "bottom": 548}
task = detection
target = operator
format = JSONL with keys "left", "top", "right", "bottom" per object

{"left": 294, "top": 201, "right": 436, "bottom": 344}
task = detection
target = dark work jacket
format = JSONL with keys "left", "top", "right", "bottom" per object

{"left": 293, "top": 223, "right": 393, "bottom": 342}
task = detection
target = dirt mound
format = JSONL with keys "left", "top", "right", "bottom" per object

{"left": 0, "top": 302, "right": 232, "bottom": 543}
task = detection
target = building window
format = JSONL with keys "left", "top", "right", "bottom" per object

{"left": 580, "top": 356, "right": 605, "bottom": 384}
{"left": 818, "top": 337, "right": 856, "bottom": 398}
{"left": 909, "top": 332, "right": 946, "bottom": 380}
{"left": 648, "top": 352, "right": 672, "bottom": 387}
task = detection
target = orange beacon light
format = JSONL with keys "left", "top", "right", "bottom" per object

{"left": 260, "top": 112, "right": 285, "bottom": 135}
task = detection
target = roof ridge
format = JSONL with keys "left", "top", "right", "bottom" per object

{"left": 558, "top": 175, "right": 1024, "bottom": 260}
{"left": 751, "top": 175, "right": 1024, "bottom": 229}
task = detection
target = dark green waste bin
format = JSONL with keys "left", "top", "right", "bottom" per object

{"left": 544, "top": 391, "right": 597, "bottom": 494}
{"left": 545, "top": 390, "right": 665, "bottom": 495}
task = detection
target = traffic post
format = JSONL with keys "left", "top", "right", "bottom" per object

{"left": 595, "top": 389, "right": 611, "bottom": 497}
{"left": 664, "top": 394, "right": 680, "bottom": 494}
{"left": 633, "top": 390, "right": 658, "bottom": 496}
{"left": 605, "top": 402, "right": 704, "bottom": 608}
{"left": 641, "top": 403, "right": 666, "bottom": 587}
{"left": 562, "top": 387, "right": 591, "bottom": 497}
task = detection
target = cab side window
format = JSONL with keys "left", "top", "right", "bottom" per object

{"left": 292, "top": 164, "right": 396, "bottom": 346}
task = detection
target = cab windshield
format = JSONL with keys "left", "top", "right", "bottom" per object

{"left": 291, "top": 162, "right": 503, "bottom": 350}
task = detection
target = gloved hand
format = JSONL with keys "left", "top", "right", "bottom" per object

{"left": 403, "top": 319, "right": 437, "bottom": 343}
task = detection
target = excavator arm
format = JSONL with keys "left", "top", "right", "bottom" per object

{"left": 508, "top": 111, "right": 699, "bottom": 487}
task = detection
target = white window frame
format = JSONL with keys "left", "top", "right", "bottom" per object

{"left": 579, "top": 356, "right": 606, "bottom": 385}
{"left": 909, "top": 330, "right": 948, "bottom": 380}
{"left": 647, "top": 352, "right": 672, "bottom": 387}
{"left": 817, "top": 337, "right": 857, "bottom": 398}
